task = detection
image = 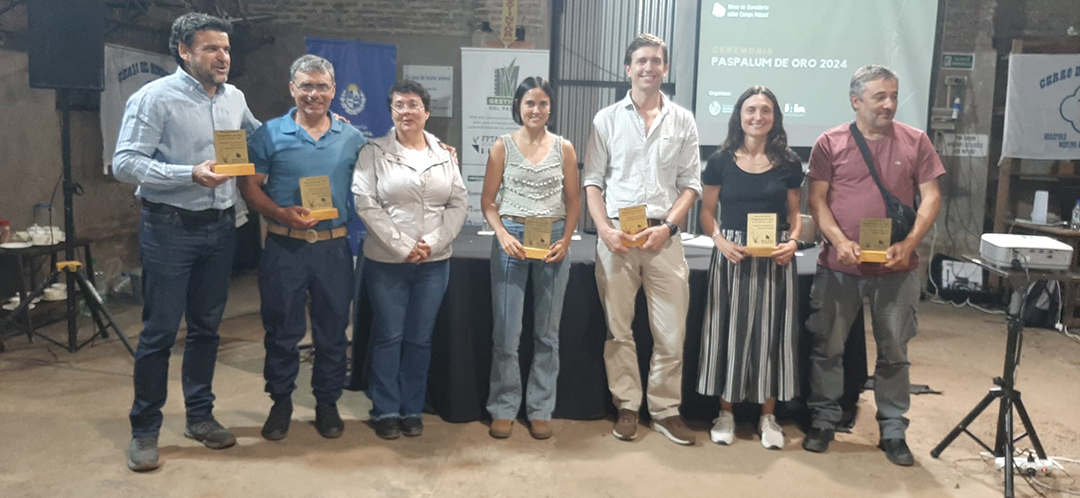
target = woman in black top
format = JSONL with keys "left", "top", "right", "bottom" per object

{"left": 697, "top": 86, "right": 804, "bottom": 450}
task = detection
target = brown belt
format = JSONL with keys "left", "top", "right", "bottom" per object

{"left": 267, "top": 224, "right": 347, "bottom": 244}
{"left": 611, "top": 217, "right": 664, "bottom": 227}
{"left": 501, "top": 215, "right": 565, "bottom": 224}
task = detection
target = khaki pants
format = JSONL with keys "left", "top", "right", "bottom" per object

{"left": 594, "top": 226, "right": 690, "bottom": 420}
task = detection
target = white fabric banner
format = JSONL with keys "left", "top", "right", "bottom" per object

{"left": 1002, "top": 54, "right": 1080, "bottom": 161}
{"left": 460, "top": 48, "right": 549, "bottom": 225}
{"left": 101, "top": 44, "right": 176, "bottom": 174}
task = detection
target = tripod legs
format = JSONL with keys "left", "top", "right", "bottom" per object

{"left": 73, "top": 269, "right": 135, "bottom": 356}
{"left": 931, "top": 389, "right": 998, "bottom": 458}
{"left": 0, "top": 264, "right": 134, "bottom": 356}
{"left": 931, "top": 386, "right": 1048, "bottom": 498}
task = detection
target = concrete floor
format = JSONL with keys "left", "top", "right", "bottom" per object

{"left": 1, "top": 273, "right": 1079, "bottom": 498}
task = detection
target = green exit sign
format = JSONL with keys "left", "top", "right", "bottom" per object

{"left": 942, "top": 53, "right": 974, "bottom": 69}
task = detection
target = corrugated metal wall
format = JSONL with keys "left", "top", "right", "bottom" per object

{"left": 550, "top": 0, "right": 678, "bottom": 157}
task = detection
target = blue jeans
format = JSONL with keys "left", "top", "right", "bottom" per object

{"left": 486, "top": 219, "right": 569, "bottom": 420}
{"left": 260, "top": 235, "right": 353, "bottom": 405}
{"left": 130, "top": 208, "right": 236, "bottom": 438}
{"left": 364, "top": 258, "right": 450, "bottom": 420}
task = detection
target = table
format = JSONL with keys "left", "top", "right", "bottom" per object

{"left": 0, "top": 238, "right": 95, "bottom": 343}
{"left": 1007, "top": 220, "right": 1080, "bottom": 327}
{"left": 348, "top": 228, "right": 867, "bottom": 423}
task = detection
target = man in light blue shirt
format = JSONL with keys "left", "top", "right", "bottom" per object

{"left": 113, "top": 12, "right": 260, "bottom": 472}
{"left": 240, "top": 55, "right": 365, "bottom": 442}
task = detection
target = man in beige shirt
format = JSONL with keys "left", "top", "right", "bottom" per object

{"left": 582, "top": 34, "right": 702, "bottom": 446}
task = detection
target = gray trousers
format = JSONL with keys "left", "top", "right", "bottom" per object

{"left": 806, "top": 267, "right": 919, "bottom": 439}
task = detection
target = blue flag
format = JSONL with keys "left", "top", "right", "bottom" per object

{"left": 305, "top": 37, "right": 397, "bottom": 140}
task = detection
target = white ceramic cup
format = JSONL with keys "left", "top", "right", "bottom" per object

{"left": 1032, "top": 190, "right": 1049, "bottom": 224}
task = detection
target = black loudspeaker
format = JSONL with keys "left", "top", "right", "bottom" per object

{"left": 27, "top": 0, "right": 105, "bottom": 90}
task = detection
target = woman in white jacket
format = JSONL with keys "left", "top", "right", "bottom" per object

{"left": 351, "top": 79, "right": 468, "bottom": 440}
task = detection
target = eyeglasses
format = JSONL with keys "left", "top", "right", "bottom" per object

{"left": 294, "top": 82, "right": 333, "bottom": 94}
{"left": 391, "top": 102, "right": 425, "bottom": 113}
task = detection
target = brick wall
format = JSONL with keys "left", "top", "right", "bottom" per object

{"left": 242, "top": 0, "right": 548, "bottom": 43}
{"left": 1023, "top": 0, "right": 1080, "bottom": 37}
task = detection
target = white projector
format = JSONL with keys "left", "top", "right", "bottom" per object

{"left": 979, "top": 233, "right": 1074, "bottom": 271}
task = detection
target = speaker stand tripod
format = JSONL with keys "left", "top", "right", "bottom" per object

{"left": 0, "top": 261, "right": 134, "bottom": 356}
{"left": 930, "top": 262, "right": 1048, "bottom": 498}
{"left": 0, "top": 89, "right": 134, "bottom": 357}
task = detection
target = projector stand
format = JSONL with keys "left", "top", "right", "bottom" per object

{"left": 930, "top": 258, "right": 1049, "bottom": 498}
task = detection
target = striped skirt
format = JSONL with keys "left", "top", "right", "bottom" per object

{"left": 696, "top": 229, "right": 799, "bottom": 403}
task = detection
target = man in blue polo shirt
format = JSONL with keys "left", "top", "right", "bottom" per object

{"left": 240, "top": 54, "right": 365, "bottom": 440}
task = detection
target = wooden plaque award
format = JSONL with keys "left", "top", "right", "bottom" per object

{"left": 523, "top": 217, "right": 554, "bottom": 259}
{"left": 747, "top": 213, "right": 779, "bottom": 257}
{"left": 211, "top": 130, "right": 255, "bottom": 176}
{"left": 618, "top": 205, "right": 648, "bottom": 247}
{"left": 299, "top": 176, "right": 339, "bottom": 221}
{"left": 859, "top": 218, "right": 891, "bottom": 263}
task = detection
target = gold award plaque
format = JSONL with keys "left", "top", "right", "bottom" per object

{"left": 523, "top": 217, "right": 554, "bottom": 260}
{"left": 746, "top": 213, "right": 779, "bottom": 257}
{"left": 859, "top": 218, "right": 891, "bottom": 263}
{"left": 299, "top": 175, "right": 339, "bottom": 221}
{"left": 211, "top": 130, "right": 254, "bottom": 176}
{"left": 618, "top": 205, "right": 648, "bottom": 247}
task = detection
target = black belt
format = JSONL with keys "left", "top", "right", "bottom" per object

{"left": 142, "top": 199, "right": 234, "bottom": 221}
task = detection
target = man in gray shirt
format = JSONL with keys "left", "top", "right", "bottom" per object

{"left": 113, "top": 12, "right": 259, "bottom": 472}
{"left": 583, "top": 34, "right": 702, "bottom": 446}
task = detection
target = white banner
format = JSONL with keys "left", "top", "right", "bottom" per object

{"left": 1002, "top": 54, "right": 1080, "bottom": 161}
{"left": 102, "top": 45, "right": 177, "bottom": 174}
{"left": 460, "top": 48, "right": 549, "bottom": 226}
{"left": 460, "top": 48, "right": 550, "bottom": 166}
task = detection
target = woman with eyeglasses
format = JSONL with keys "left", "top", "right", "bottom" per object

{"left": 480, "top": 76, "right": 580, "bottom": 440}
{"left": 351, "top": 79, "right": 468, "bottom": 440}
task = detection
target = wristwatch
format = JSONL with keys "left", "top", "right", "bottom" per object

{"left": 662, "top": 220, "right": 679, "bottom": 236}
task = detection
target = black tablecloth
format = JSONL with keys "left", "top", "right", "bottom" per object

{"left": 348, "top": 227, "right": 866, "bottom": 423}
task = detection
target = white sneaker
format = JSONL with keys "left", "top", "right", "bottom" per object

{"left": 709, "top": 410, "right": 735, "bottom": 445}
{"left": 759, "top": 414, "right": 785, "bottom": 450}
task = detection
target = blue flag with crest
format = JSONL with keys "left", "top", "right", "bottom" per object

{"left": 305, "top": 37, "right": 396, "bottom": 141}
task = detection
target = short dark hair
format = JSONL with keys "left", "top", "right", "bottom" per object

{"left": 387, "top": 79, "right": 431, "bottom": 112}
{"left": 169, "top": 13, "right": 232, "bottom": 67}
{"left": 623, "top": 34, "right": 668, "bottom": 67}
{"left": 511, "top": 76, "right": 555, "bottom": 126}
{"left": 722, "top": 86, "right": 798, "bottom": 170}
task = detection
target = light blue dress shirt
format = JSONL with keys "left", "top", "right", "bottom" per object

{"left": 113, "top": 67, "right": 260, "bottom": 211}
{"left": 582, "top": 91, "right": 702, "bottom": 220}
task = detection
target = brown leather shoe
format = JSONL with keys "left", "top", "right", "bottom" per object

{"left": 528, "top": 420, "right": 553, "bottom": 440}
{"left": 489, "top": 418, "right": 513, "bottom": 439}
{"left": 653, "top": 415, "right": 696, "bottom": 446}
{"left": 612, "top": 409, "right": 638, "bottom": 441}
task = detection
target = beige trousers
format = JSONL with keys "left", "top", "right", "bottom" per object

{"left": 594, "top": 225, "right": 690, "bottom": 420}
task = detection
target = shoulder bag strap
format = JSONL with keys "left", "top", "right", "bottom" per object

{"left": 848, "top": 121, "right": 893, "bottom": 204}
